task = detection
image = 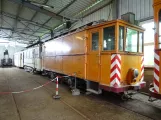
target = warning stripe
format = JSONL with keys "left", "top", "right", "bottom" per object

{"left": 140, "top": 56, "right": 144, "bottom": 81}
{"left": 110, "top": 54, "right": 121, "bottom": 87}
{"left": 154, "top": 51, "right": 160, "bottom": 93}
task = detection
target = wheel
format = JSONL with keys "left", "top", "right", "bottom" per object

{"left": 42, "top": 70, "right": 47, "bottom": 76}
{"left": 121, "top": 93, "right": 129, "bottom": 101}
{"left": 68, "top": 78, "right": 74, "bottom": 88}
{"left": 50, "top": 72, "right": 56, "bottom": 79}
{"left": 68, "top": 78, "right": 72, "bottom": 85}
{"left": 30, "top": 68, "right": 34, "bottom": 74}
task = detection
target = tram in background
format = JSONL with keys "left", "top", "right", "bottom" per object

{"left": 149, "top": 0, "right": 161, "bottom": 99}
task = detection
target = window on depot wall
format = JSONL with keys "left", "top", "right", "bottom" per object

{"left": 141, "top": 21, "right": 154, "bottom": 67}
{"left": 144, "top": 45, "right": 154, "bottom": 66}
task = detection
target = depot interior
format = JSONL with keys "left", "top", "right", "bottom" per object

{"left": 0, "top": 0, "right": 161, "bottom": 120}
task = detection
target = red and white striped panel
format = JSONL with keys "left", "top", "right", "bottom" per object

{"left": 154, "top": 51, "right": 160, "bottom": 93}
{"left": 140, "top": 56, "right": 144, "bottom": 81}
{"left": 110, "top": 54, "right": 121, "bottom": 87}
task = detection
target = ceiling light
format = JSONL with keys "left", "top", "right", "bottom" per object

{"left": 26, "top": 1, "right": 54, "bottom": 9}
{"left": 31, "top": 2, "right": 54, "bottom": 9}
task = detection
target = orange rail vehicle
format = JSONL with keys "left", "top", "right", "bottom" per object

{"left": 42, "top": 19, "right": 145, "bottom": 95}
{"left": 149, "top": 0, "right": 161, "bottom": 99}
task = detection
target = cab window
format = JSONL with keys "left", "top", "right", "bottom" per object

{"left": 119, "top": 26, "right": 124, "bottom": 51}
{"left": 91, "top": 32, "right": 99, "bottom": 51}
{"left": 125, "top": 28, "right": 138, "bottom": 52}
{"left": 103, "top": 26, "right": 115, "bottom": 50}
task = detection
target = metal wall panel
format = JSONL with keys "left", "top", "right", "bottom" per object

{"left": 119, "top": 0, "right": 153, "bottom": 21}
{"left": 71, "top": 3, "right": 113, "bottom": 30}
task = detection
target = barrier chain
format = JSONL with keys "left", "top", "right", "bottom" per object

{"left": 0, "top": 77, "right": 57, "bottom": 94}
{"left": 0, "top": 74, "right": 75, "bottom": 95}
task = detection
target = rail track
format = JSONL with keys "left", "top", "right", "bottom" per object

{"left": 4, "top": 68, "right": 161, "bottom": 120}
{"left": 33, "top": 74, "right": 161, "bottom": 120}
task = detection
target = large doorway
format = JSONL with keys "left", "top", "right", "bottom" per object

{"left": 141, "top": 21, "right": 154, "bottom": 67}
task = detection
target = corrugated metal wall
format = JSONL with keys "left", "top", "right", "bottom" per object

{"left": 71, "top": 2, "right": 113, "bottom": 30}
{"left": 41, "top": 0, "right": 154, "bottom": 41}
{"left": 119, "top": 0, "right": 153, "bottom": 21}
{"left": 71, "top": 0, "right": 154, "bottom": 30}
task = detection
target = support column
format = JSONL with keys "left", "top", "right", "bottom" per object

{"left": 112, "top": 0, "right": 120, "bottom": 20}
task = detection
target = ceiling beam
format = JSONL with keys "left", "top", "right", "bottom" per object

{"left": 0, "top": 16, "right": 38, "bottom": 43}
{"left": 30, "top": 0, "right": 77, "bottom": 38}
{"left": 79, "top": 0, "right": 113, "bottom": 18}
{"left": 1, "top": 11, "right": 52, "bottom": 30}
{"left": 0, "top": 27, "right": 39, "bottom": 37}
{"left": 21, "top": 0, "right": 49, "bottom": 33}
{"left": 18, "top": 20, "right": 35, "bottom": 32}
{"left": 14, "top": 31, "right": 39, "bottom": 38}
{"left": 0, "top": 0, "right": 3, "bottom": 27}
{"left": 30, "top": 17, "right": 52, "bottom": 37}
{"left": 21, "top": 11, "right": 37, "bottom": 32}
{"left": 57, "top": 0, "right": 77, "bottom": 15}
{"left": 12, "top": 4, "right": 23, "bottom": 39}
{"left": 13, "top": 5, "right": 23, "bottom": 29}
{"left": 0, "top": 36, "right": 36, "bottom": 40}
{"left": 8, "top": 0, "right": 69, "bottom": 20}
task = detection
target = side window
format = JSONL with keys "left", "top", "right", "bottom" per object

{"left": 139, "top": 32, "right": 143, "bottom": 53}
{"left": 20, "top": 54, "right": 22, "bottom": 59}
{"left": 26, "top": 51, "right": 28, "bottom": 58}
{"left": 159, "top": 10, "right": 161, "bottom": 48}
{"left": 32, "top": 49, "right": 35, "bottom": 58}
{"left": 119, "top": 26, "right": 124, "bottom": 51}
{"left": 125, "top": 28, "right": 138, "bottom": 52}
{"left": 92, "top": 32, "right": 99, "bottom": 51}
{"left": 29, "top": 50, "right": 31, "bottom": 58}
{"left": 29, "top": 50, "right": 30, "bottom": 58}
{"left": 27, "top": 51, "right": 28, "bottom": 58}
{"left": 103, "top": 26, "right": 115, "bottom": 50}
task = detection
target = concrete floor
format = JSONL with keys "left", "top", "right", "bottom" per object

{"left": 0, "top": 68, "right": 153, "bottom": 120}
{"left": 141, "top": 68, "right": 153, "bottom": 93}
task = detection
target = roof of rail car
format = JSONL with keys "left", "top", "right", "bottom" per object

{"left": 86, "top": 19, "right": 145, "bottom": 31}
{"left": 44, "top": 19, "right": 145, "bottom": 44}
{"left": 153, "top": 0, "right": 161, "bottom": 6}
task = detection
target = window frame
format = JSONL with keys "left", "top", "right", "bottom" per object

{"left": 102, "top": 24, "right": 116, "bottom": 51}
{"left": 91, "top": 31, "right": 99, "bottom": 51}
{"left": 138, "top": 32, "right": 144, "bottom": 53}
{"left": 125, "top": 27, "right": 139, "bottom": 53}
{"left": 118, "top": 25, "right": 125, "bottom": 51}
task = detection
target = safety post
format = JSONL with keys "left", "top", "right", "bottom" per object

{"left": 53, "top": 76, "right": 61, "bottom": 99}
{"left": 71, "top": 73, "right": 80, "bottom": 96}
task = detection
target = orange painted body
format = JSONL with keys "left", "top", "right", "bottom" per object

{"left": 153, "top": 0, "right": 161, "bottom": 94}
{"left": 42, "top": 20, "right": 145, "bottom": 89}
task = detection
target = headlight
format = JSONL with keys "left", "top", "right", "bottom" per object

{"left": 127, "top": 68, "right": 139, "bottom": 84}
{"left": 133, "top": 69, "right": 139, "bottom": 78}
